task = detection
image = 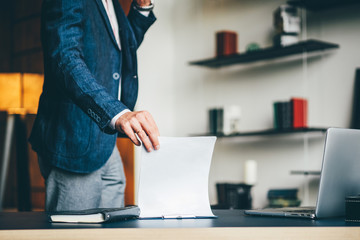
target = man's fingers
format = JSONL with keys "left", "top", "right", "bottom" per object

{"left": 128, "top": 117, "right": 154, "bottom": 152}
{"left": 115, "top": 111, "right": 160, "bottom": 152}
{"left": 136, "top": 130, "right": 153, "bottom": 152}
{"left": 138, "top": 120, "right": 160, "bottom": 150}
{"left": 127, "top": 114, "right": 156, "bottom": 152}
{"left": 134, "top": 122, "right": 159, "bottom": 152}
{"left": 136, "top": 112, "right": 160, "bottom": 150}
{"left": 144, "top": 112, "right": 160, "bottom": 136}
{"left": 122, "top": 123, "right": 141, "bottom": 146}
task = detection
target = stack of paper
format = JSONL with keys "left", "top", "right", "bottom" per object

{"left": 138, "top": 137, "right": 217, "bottom": 219}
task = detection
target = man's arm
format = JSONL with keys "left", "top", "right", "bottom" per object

{"left": 43, "top": 0, "right": 160, "bottom": 151}
{"left": 127, "top": 0, "right": 156, "bottom": 49}
{"left": 114, "top": 0, "right": 160, "bottom": 151}
{"left": 43, "top": 0, "right": 127, "bottom": 131}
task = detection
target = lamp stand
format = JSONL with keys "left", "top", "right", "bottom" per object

{"left": 0, "top": 112, "right": 32, "bottom": 211}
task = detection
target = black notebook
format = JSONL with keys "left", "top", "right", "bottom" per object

{"left": 48, "top": 205, "right": 140, "bottom": 223}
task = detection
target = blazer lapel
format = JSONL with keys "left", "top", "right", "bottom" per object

{"left": 112, "top": 0, "right": 136, "bottom": 71}
{"left": 94, "top": 0, "right": 121, "bottom": 51}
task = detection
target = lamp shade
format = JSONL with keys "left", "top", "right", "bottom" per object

{"left": 0, "top": 73, "right": 43, "bottom": 114}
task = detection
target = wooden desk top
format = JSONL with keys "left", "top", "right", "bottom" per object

{"left": 0, "top": 210, "right": 359, "bottom": 240}
{"left": 1, "top": 227, "right": 359, "bottom": 240}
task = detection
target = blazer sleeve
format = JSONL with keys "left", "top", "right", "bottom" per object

{"left": 127, "top": 3, "right": 157, "bottom": 49}
{"left": 42, "top": 0, "right": 127, "bottom": 133}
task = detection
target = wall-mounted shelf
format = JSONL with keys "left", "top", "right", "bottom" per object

{"left": 199, "top": 127, "right": 327, "bottom": 138}
{"left": 291, "top": 170, "right": 321, "bottom": 175}
{"left": 189, "top": 39, "right": 339, "bottom": 68}
{"left": 287, "top": 0, "right": 360, "bottom": 11}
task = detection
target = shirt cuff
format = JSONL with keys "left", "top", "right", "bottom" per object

{"left": 109, "top": 109, "right": 131, "bottom": 130}
{"left": 137, "top": 9, "right": 150, "bottom": 17}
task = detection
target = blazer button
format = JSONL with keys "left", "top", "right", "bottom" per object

{"left": 133, "top": 75, "right": 137, "bottom": 79}
{"left": 113, "top": 72, "right": 120, "bottom": 80}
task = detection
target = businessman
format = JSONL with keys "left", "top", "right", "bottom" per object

{"left": 29, "top": 0, "right": 159, "bottom": 211}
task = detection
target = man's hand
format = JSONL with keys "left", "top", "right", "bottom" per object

{"left": 135, "top": 0, "right": 151, "bottom": 7}
{"left": 115, "top": 111, "right": 160, "bottom": 152}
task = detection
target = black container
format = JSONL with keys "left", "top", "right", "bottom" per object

{"left": 345, "top": 195, "right": 360, "bottom": 222}
{"left": 215, "top": 183, "right": 253, "bottom": 210}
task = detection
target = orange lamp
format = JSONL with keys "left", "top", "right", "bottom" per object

{"left": 0, "top": 73, "right": 43, "bottom": 114}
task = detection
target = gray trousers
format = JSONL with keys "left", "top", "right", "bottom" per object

{"left": 39, "top": 146, "right": 126, "bottom": 211}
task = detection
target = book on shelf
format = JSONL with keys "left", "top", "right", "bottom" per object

{"left": 209, "top": 106, "right": 241, "bottom": 135}
{"left": 291, "top": 98, "right": 308, "bottom": 128}
{"left": 273, "top": 101, "right": 293, "bottom": 130}
{"left": 273, "top": 97, "right": 308, "bottom": 130}
{"left": 48, "top": 206, "right": 140, "bottom": 223}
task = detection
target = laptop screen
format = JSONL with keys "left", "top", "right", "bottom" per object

{"left": 315, "top": 128, "right": 360, "bottom": 218}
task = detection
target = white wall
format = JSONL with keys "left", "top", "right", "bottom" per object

{"left": 135, "top": 0, "right": 360, "bottom": 208}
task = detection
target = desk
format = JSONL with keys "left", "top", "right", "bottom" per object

{"left": 0, "top": 210, "right": 359, "bottom": 239}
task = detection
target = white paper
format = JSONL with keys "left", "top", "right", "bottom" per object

{"left": 138, "top": 136, "right": 216, "bottom": 219}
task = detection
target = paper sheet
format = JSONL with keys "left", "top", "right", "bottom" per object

{"left": 138, "top": 136, "right": 216, "bottom": 219}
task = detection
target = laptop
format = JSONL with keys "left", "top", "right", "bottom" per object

{"left": 245, "top": 128, "right": 360, "bottom": 219}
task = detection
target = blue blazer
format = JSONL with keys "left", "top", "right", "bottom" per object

{"left": 29, "top": 0, "right": 156, "bottom": 173}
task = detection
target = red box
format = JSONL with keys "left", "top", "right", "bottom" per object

{"left": 216, "top": 31, "right": 238, "bottom": 57}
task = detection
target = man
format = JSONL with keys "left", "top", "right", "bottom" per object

{"left": 29, "top": 0, "right": 159, "bottom": 211}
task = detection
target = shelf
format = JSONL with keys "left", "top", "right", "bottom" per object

{"left": 287, "top": 0, "right": 360, "bottom": 11}
{"left": 200, "top": 127, "right": 327, "bottom": 138}
{"left": 189, "top": 39, "right": 339, "bottom": 68}
{"left": 291, "top": 170, "right": 321, "bottom": 176}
